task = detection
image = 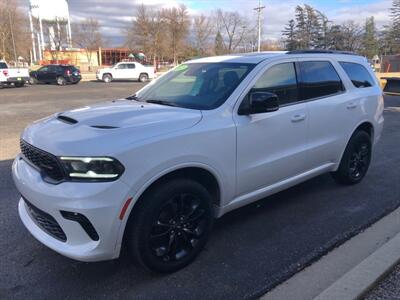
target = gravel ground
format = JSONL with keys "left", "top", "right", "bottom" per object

{"left": 364, "top": 264, "right": 400, "bottom": 300}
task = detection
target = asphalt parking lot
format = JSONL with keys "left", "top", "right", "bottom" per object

{"left": 1, "top": 83, "right": 400, "bottom": 299}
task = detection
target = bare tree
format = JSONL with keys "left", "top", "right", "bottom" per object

{"left": 216, "top": 9, "right": 247, "bottom": 53}
{"left": 0, "top": 0, "right": 30, "bottom": 63}
{"left": 193, "top": 14, "right": 214, "bottom": 55}
{"left": 125, "top": 4, "right": 166, "bottom": 67}
{"left": 162, "top": 5, "right": 190, "bottom": 65}
{"left": 73, "top": 18, "right": 103, "bottom": 70}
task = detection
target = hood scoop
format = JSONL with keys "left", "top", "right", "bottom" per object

{"left": 57, "top": 115, "right": 78, "bottom": 124}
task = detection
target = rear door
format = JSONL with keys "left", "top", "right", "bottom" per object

{"left": 126, "top": 63, "right": 139, "bottom": 79}
{"left": 299, "top": 59, "right": 357, "bottom": 170}
{"left": 46, "top": 65, "right": 58, "bottom": 82}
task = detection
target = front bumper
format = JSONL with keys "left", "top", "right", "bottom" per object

{"left": 12, "top": 155, "right": 132, "bottom": 262}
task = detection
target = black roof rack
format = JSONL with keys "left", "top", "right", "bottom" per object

{"left": 287, "top": 50, "right": 360, "bottom": 56}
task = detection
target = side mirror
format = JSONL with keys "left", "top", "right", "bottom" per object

{"left": 239, "top": 91, "right": 279, "bottom": 115}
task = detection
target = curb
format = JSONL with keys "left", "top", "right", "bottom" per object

{"left": 262, "top": 207, "right": 400, "bottom": 300}
{"left": 314, "top": 232, "right": 400, "bottom": 300}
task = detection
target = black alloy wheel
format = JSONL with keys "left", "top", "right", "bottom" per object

{"left": 332, "top": 130, "right": 372, "bottom": 184}
{"left": 126, "top": 178, "right": 214, "bottom": 273}
{"left": 149, "top": 192, "right": 208, "bottom": 262}
{"left": 348, "top": 142, "right": 370, "bottom": 180}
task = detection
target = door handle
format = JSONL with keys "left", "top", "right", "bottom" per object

{"left": 291, "top": 114, "right": 306, "bottom": 123}
{"left": 346, "top": 102, "right": 357, "bottom": 109}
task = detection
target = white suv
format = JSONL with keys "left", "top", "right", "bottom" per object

{"left": 13, "top": 51, "right": 384, "bottom": 273}
{"left": 96, "top": 62, "right": 155, "bottom": 83}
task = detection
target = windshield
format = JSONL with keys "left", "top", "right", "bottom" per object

{"left": 135, "top": 62, "right": 255, "bottom": 110}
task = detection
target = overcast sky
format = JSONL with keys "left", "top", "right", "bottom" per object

{"left": 22, "top": 0, "right": 393, "bottom": 46}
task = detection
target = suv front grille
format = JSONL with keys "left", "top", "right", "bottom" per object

{"left": 20, "top": 139, "right": 65, "bottom": 182}
{"left": 23, "top": 197, "right": 67, "bottom": 242}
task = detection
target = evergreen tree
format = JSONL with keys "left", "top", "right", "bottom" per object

{"left": 361, "top": 17, "right": 379, "bottom": 58}
{"left": 389, "top": 0, "right": 400, "bottom": 53}
{"left": 295, "top": 6, "right": 307, "bottom": 49}
{"left": 282, "top": 19, "right": 297, "bottom": 50}
{"left": 214, "top": 31, "right": 225, "bottom": 55}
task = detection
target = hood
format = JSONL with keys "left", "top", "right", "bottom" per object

{"left": 22, "top": 100, "right": 202, "bottom": 156}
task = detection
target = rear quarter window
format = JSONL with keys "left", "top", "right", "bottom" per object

{"left": 339, "top": 62, "right": 375, "bottom": 88}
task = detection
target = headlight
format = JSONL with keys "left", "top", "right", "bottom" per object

{"left": 59, "top": 157, "right": 124, "bottom": 182}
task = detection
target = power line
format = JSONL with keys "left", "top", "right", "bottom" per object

{"left": 253, "top": 0, "right": 265, "bottom": 52}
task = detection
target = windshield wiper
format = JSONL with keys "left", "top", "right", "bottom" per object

{"left": 145, "top": 99, "right": 179, "bottom": 107}
{"left": 125, "top": 94, "right": 140, "bottom": 101}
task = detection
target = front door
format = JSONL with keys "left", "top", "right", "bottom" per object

{"left": 234, "top": 61, "right": 309, "bottom": 196}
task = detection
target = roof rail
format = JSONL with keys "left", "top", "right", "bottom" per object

{"left": 286, "top": 50, "right": 360, "bottom": 56}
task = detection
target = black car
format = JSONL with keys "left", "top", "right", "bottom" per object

{"left": 29, "top": 64, "right": 81, "bottom": 86}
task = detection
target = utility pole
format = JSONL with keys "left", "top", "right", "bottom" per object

{"left": 253, "top": 0, "right": 265, "bottom": 52}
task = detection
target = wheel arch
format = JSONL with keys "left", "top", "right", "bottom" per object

{"left": 117, "top": 164, "right": 223, "bottom": 253}
{"left": 335, "top": 120, "right": 375, "bottom": 171}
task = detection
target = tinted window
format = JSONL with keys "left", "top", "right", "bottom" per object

{"left": 339, "top": 62, "right": 375, "bottom": 88}
{"left": 136, "top": 63, "right": 255, "bottom": 110}
{"left": 252, "top": 62, "right": 298, "bottom": 106}
{"left": 299, "top": 61, "right": 344, "bottom": 100}
{"left": 127, "top": 64, "right": 136, "bottom": 69}
{"left": 39, "top": 66, "right": 49, "bottom": 72}
{"left": 48, "top": 65, "right": 57, "bottom": 72}
{"left": 0, "top": 62, "right": 7, "bottom": 69}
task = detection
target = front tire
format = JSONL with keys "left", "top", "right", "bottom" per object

{"left": 126, "top": 178, "right": 214, "bottom": 273}
{"left": 56, "top": 76, "right": 66, "bottom": 86}
{"left": 29, "top": 77, "right": 37, "bottom": 85}
{"left": 332, "top": 130, "right": 372, "bottom": 185}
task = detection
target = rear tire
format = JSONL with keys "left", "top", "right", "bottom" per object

{"left": 56, "top": 76, "right": 66, "bottom": 86}
{"left": 125, "top": 178, "right": 214, "bottom": 273}
{"left": 139, "top": 73, "right": 148, "bottom": 83}
{"left": 102, "top": 74, "right": 112, "bottom": 83}
{"left": 331, "top": 130, "right": 372, "bottom": 185}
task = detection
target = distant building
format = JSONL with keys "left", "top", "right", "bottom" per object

{"left": 381, "top": 55, "right": 400, "bottom": 73}
{"left": 40, "top": 48, "right": 144, "bottom": 71}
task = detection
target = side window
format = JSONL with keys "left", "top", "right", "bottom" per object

{"left": 339, "top": 62, "right": 375, "bottom": 88}
{"left": 117, "top": 64, "right": 127, "bottom": 69}
{"left": 127, "top": 64, "right": 136, "bottom": 69}
{"left": 39, "top": 66, "right": 48, "bottom": 72}
{"left": 252, "top": 62, "right": 299, "bottom": 106}
{"left": 299, "top": 61, "right": 344, "bottom": 100}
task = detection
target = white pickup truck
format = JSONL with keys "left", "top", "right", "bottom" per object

{"left": 96, "top": 62, "right": 155, "bottom": 83}
{"left": 0, "top": 61, "right": 30, "bottom": 88}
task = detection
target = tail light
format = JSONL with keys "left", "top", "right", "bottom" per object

{"left": 3, "top": 70, "right": 9, "bottom": 77}
{"left": 65, "top": 69, "right": 71, "bottom": 76}
{"left": 154, "top": 68, "right": 157, "bottom": 74}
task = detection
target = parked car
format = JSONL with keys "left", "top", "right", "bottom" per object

{"left": 29, "top": 64, "right": 81, "bottom": 86}
{"left": 0, "top": 61, "right": 30, "bottom": 88}
{"left": 13, "top": 50, "right": 384, "bottom": 273}
{"left": 96, "top": 62, "right": 155, "bottom": 83}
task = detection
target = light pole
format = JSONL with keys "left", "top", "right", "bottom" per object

{"left": 253, "top": 0, "right": 265, "bottom": 52}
